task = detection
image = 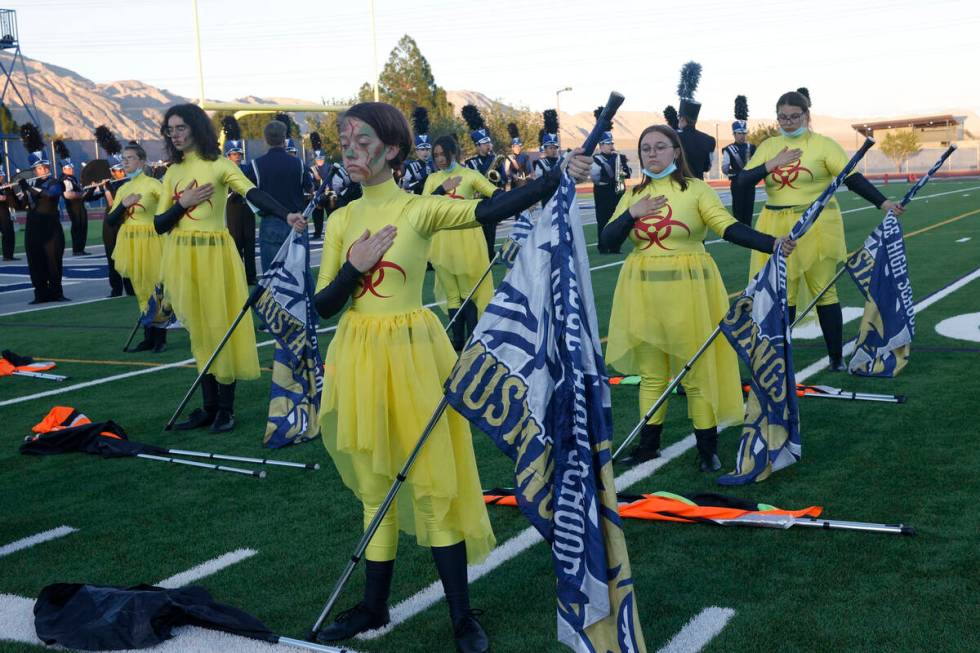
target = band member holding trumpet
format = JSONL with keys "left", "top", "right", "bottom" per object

{"left": 19, "top": 124, "right": 67, "bottom": 303}
{"left": 424, "top": 134, "right": 497, "bottom": 351}
{"left": 106, "top": 141, "right": 167, "bottom": 352}
{"left": 504, "top": 123, "right": 530, "bottom": 189}
{"left": 92, "top": 125, "right": 135, "bottom": 298}
{"left": 400, "top": 106, "right": 434, "bottom": 195}
{"left": 590, "top": 113, "right": 632, "bottom": 253}
{"left": 55, "top": 141, "right": 90, "bottom": 256}
{"left": 462, "top": 105, "right": 504, "bottom": 260}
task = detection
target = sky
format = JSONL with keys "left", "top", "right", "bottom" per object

{"left": 3, "top": 0, "right": 980, "bottom": 120}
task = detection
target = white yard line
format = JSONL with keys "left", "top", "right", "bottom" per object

{"left": 359, "top": 265, "right": 980, "bottom": 644}
{"left": 155, "top": 548, "right": 258, "bottom": 590}
{"left": 0, "top": 526, "right": 77, "bottom": 558}
{"left": 656, "top": 607, "right": 737, "bottom": 653}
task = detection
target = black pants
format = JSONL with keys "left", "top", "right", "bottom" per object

{"left": 25, "top": 211, "right": 65, "bottom": 302}
{"left": 593, "top": 184, "right": 621, "bottom": 251}
{"left": 102, "top": 219, "right": 134, "bottom": 296}
{"left": 312, "top": 207, "right": 324, "bottom": 238}
{"left": 0, "top": 206, "right": 14, "bottom": 259}
{"left": 729, "top": 180, "right": 755, "bottom": 226}
{"left": 67, "top": 202, "right": 88, "bottom": 253}
{"left": 227, "top": 205, "right": 257, "bottom": 284}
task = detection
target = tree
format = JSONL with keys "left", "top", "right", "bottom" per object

{"left": 880, "top": 130, "right": 922, "bottom": 173}
{"left": 748, "top": 122, "right": 780, "bottom": 146}
{"left": 0, "top": 101, "right": 18, "bottom": 136}
{"left": 360, "top": 35, "right": 455, "bottom": 123}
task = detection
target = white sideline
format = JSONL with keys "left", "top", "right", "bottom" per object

{"left": 155, "top": 548, "right": 258, "bottom": 589}
{"left": 656, "top": 607, "right": 737, "bottom": 653}
{"left": 359, "top": 265, "right": 980, "bottom": 644}
{"left": 0, "top": 526, "right": 77, "bottom": 558}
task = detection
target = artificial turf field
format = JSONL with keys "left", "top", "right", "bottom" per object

{"left": 1, "top": 179, "right": 978, "bottom": 653}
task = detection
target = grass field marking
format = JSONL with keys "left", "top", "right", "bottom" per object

{"left": 902, "top": 207, "right": 980, "bottom": 239}
{"left": 838, "top": 184, "right": 980, "bottom": 215}
{"left": 0, "top": 295, "right": 123, "bottom": 318}
{"left": 656, "top": 607, "right": 737, "bottom": 653}
{"left": 0, "top": 526, "right": 77, "bottom": 559}
{"left": 155, "top": 548, "right": 259, "bottom": 589}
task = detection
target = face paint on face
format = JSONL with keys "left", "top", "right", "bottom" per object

{"left": 339, "top": 117, "right": 390, "bottom": 183}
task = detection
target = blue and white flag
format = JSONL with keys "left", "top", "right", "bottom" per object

{"left": 499, "top": 211, "right": 535, "bottom": 269}
{"left": 445, "top": 174, "right": 646, "bottom": 652}
{"left": 718, "top": 139, "right": 874, "bottom": 485}
{"left": 140, "top": 284, "right": 179, "bottom": 329}
{"left": 253, "top": 231, "right": 323, "bottom": 448}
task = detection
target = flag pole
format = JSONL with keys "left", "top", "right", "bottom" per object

{"left": 790, "top": 144, "right": 958, "bottom": 329}
{"left": 135, "top": 452, "right": 266, "bottom": 478}
{"left": 165, "top": 447, "right": 320, "bottom": 470}
{"left": 121, "top": 313, "right": 143, "bottom": 352}
{"left": 443, "top": 251, "right": 501, "bottom": 335}
{"left": 612, "top": 326, "right": 722, "bottom": 462}
{"left": 715, "top": 513, "right": 914, "bottom": 535}
{"left": 163, "top": 284, "right": 264, "bottom": 430}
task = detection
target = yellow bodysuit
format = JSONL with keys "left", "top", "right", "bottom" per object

{"left": 110, "top": 171, "right": 164, "bottom": 313}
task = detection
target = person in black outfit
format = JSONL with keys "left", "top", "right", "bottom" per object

{"left": 590, "top": 119, "right": 632, "bottom": 253}
{"left": 400, "top": 107, "right": 435, "bottom": 195}
{"left": 309, "top": 132, "right": 328, "bottom": 238}
{"left": 221, "top": 116, "right": 257, "bottom": 284}
{"left": 722, "top": 95, "right": 757, "bottom": 225}
{"left": 0, "top": 165, "right": 18, "bottom": 261}
{"left": 19, "top": 124, "right": 67, "bottom": 303}
{"left": 675, "top": 62, "right": 716, "bottom": 180}
{"left": 92, "top": 125, "right": 135, "bottom": 297}
{"left": 248, "top": 119, "right": 313, "bottom": 273}
{"left": 462, "top": 105, "right": 505, "bottom": 260}
{"left": 55, "top": 141, "right": 89, "bottom": 255}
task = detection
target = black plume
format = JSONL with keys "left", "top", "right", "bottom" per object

{"left": 20, "top": 123, "right": 44, "bottom": 153}
{"left": 796, "top": 87, "right": 811, "bottom": 106}
{"left": 461, "top": 105, "right": 485, "bottom": 131}
{"left": 677, "top": 61, "right": 702, "bottom": 100}
{"left": 94, "top": 125, "right": 121, "bottom": 156}
{"left": 54, "top": 139, "right": 71, "bottom": 160}
{"left": 538, "top": 128, "right": 546, "bottom": 146}
{"left": 411, "top": 106, "right": 430, "bottom": 136}
{"left": 543, "top": 109, "right": 559, "bottom": 134}
{"left": 274, "top": 112, "right": 294, "bottom": 137}
{"left": 310, "top": 131, "right": 322, "bottom": 150}
{"left": 593, "top": 105, "right": 604, "bottom": 120}
{"left": 734, "top": 95, "right": 748, "bottom": 121}
{"left": 221, "top": 115, "right": 241, "bottom": 141}
{"left": 663, "top": 105, "right": 679, "bottom": 130}
{"left": 507, "top": 122, "right": 520, "bottom": 140}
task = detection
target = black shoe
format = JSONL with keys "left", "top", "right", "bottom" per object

{"left": 210, "top": 409, "right": 235, "bottom": 432}
{"left": 152, "top": 339, "right": 167, "bottom": 354}
{"left": 453, "top": 609, "right": 489, "bottom": 653}
{"left": 619, "top": 423, "right": 662, "bottom": 465}
{"left": 695, "top": 427, "right": 721, "bottom": 472}
{"left": 315, "top": 603, "right": 390, "bottom": 642}
{"left": 4, "top": 256, "right": 20, "bottom": 261}
{"left": 174, "top": 408, "right": 216, "bottom": 430}
{"left": 108, "top": 290, "right": 123, "bottom": 298}
{"left": 28, "top": 298, "right": 44, "bottom": 305}
{"left": 698, "top": 453, "right": 722, "bottom": 472}
{"left": 131, "top": 340, "right": 153, "bottom": 352}
{"left": 828, "top": 358, "right": 847, "bottom": 372}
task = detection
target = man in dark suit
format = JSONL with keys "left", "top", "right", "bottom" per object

{"left": 248, "top": 119, "right": 313, "bottom": 273}
{"left": 677, "top": 98, "right": 716, "bottom": 180}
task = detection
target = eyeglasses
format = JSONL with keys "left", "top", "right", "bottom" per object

{"left": 164, "top": 124, "right": 190, "bottom": 136}
{"left": 641, "top": 144, "right": 676, "bottom": 153}
{"left": 777, "top": 113, "right": 804, "bottom": 123}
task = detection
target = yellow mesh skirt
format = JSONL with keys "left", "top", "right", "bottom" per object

{"left": 606, "top": 251, "right": 744, "bottom": 427}
{"left": 319, "top": 307, "right": 496, "bottom": 563}
{"left": 160, "top": 230, "right": 259, "bottom": 385}
{"left": 112, "top": 222, "right": 164, "bottom": 313}
{"left": 749, "top": 202, "right": 846, "bottom": 302}
{"left": 429, "top": 227, "right": 494, "bottom": 315}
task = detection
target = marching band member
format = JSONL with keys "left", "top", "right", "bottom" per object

{"left": 94, "top": 126, "right": 135, "bottom": 298}
{"left": 106, "top": 141, "right": 167, "bottom": 352}
{"left": 504, "top": 122, "right": 530, "bottom": 189}
{"left": 309, "top": 132, "right": 327, "bottom": 238}
{"left": 462, "top": 105, "right": 504, "bottom": 260}
{"left": 400, "top": 106, "right": 434, "bottom": 195}
{"left": 222, "top": 116, "right": 257, "bottom": 284}
{"left": 153, "top": 103, "right": 305, "bottom": 432}
{"left": 601, "top": 124, "right": 795, "bottom": 471}
{"left": 424, "top": 134, "right": 497, "bottom": 351}
{"left": 0, "top": 163, "right": 17, "bottom": 261}
{"left": 722, "top": 95, "right": 757, "bottom": 225}
{"left": 737, "top": 88, "right": 903, "bottom": 371}
{"left": 532, "top": 109, "right": 561, "bottom": 180}
{"left": 55, "top": 141, "right": 90, "bottom": 256}
{"left": 19, "top": 124, "right": 66, "bottom": 303}
{"left": 590, "top": 110, "right": 632, "bottom": 254}
{"left": 310, "top": 101, "right": 591, "bottom": 652}
{"left": 676, "top": 62, "right": 715, "bottom": 180}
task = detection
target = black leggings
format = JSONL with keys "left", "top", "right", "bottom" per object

{"left": 25, "top": 211, "right": 65, "bottom": 301}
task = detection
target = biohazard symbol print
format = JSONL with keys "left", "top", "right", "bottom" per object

{"left": 632, "top": 201, "right": 691, "bottom": 250}
{"left": 347, "top": 243, "right": 407, "bottom": 299}
{"left": 769, "top": 157, "right": 814, "bottom": 190}
{"left": 171, "top": 180, "right": 212, "bottom": 220}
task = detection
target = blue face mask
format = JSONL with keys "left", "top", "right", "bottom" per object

{"left": 780, "top": 126, "right": 807, "bottom": 138}
{"left": 446, "top": 160, "right": 458, "bottom": 172}
{"left": 126, "top": 168, "right": 143, "bottom": 180}
{"left": 642, "top": 162, "right": 677, "bottom": 180}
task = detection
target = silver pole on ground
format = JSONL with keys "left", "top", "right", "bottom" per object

{"left": 167, "top": 448, "right": 320, "bottom": 470}
{"left": 274, "top": 635, "right": 352, "bottom": 652}
{"left": 135, "top": 453, "right": 265, "bottom": 478}
{"left": 308, "top": 396, "right": 451, "bottom": 641}
{"left": 122, "top": 312, "right": 143, "bottom": 352}
{"left": 163, "top": 285, "right": 263, "bottom": 430}
{"left": 715, "top": 513, "right": 914, "bottom": 535}
{"left": 443, "top": 251, "right": 501, "bottom": 335}
{"left": 612, "top": 326, "right": 722, "bottom": 461}
{"left": 12, "top": 370, "right": 67, "bottom": 381}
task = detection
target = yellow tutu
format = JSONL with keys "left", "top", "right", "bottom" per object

{"left": 319, "top": 307, "right": 495, "bottom": 564}
{"left": 160, "top": 230, "right": 259, "bottom": 385}
{"left": 429, "top": 227, "right": 494, "bottom": 315}
{"left": 112, "top": 222, "right": 165, "bottom": 313}
{"left": 749, "top": 201, "right": 846, "bottom": 296}
{"left": 606, "top": 250, "right": 744, "bottom": 427}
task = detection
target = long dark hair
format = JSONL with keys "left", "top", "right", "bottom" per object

{"left": 161, "top": 103, "right": 220, "bottom": 163}
{"left": 339, "top": 102, "right": 412, "bottom": 170}
{"left": 633, "top": 125, "right": 692, "bottom": 194}
{"left": 432, "top": 134, "right": 459, "bottom": 168}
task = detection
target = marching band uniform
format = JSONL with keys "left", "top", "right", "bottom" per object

{"left": 591, "top": 129, "right": 632, "bottom": 253}
{"left": 462, "top": 106, "right": 503, "bottom": 260}
{"left": 20, "top": 147, "right": 67, "bottom": 303}
{"left": 532, "top": 110, "right": 562, "bottom": 210}
{"left": 424, "top": 163, "right": 497, "bottom": 350}
{"left": 601, "top": 152, "right": 781, "bottom": 470}
{"left": 504, "top": 125, "right": 531, "bottom": 190}
{"left": 223, "top": 138, "right": 257, "bottom": 285}
{"left": 677, "top": 98, "right": 716, "bottom": 180}
{"left": 107, "top": 165, "right": 166, "bottom": 352}
{"left": 309, "top": 146, "right": 327, "bottom": 238}
{"left": 0, "top": 167, "right": 17, "bottom": 261}
{"left": 59, "top": 155, "right": 90, "bottom": 256}
{"left": 90, "top": 134, "right": 137, "bottom": 299}
{"left": 315, "top": 162, "right": 362, "bottom": 217}
{"left": 401, "top": 107, "right": 435, "bottom": 196}
{"left": 722, "top": 96, "right": 757, "bottom": 225}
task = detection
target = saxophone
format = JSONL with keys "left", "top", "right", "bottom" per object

{"left": 486, "top": 154, "right": 507, "bottom": 185}
{"left": 614, "top": 152, "right": 626, "bottom": 194}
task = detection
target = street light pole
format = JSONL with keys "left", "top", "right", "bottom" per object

{"left": 370, "top": 0, "right": 380, "bottom": 102}
{"left": 556, "top": 86, "right": 572, "bottom": 115}
{"left": 191, "top": 0, "right": 206, "bottom": 106}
